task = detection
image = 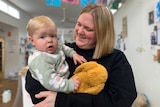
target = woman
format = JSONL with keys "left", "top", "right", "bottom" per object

{"left": 25, "top": 3, "right": 137, "bottom": 107}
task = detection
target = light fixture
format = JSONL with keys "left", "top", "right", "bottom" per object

{"left": 111, "top": 8, "right": 117, "bottom": 14}
{"left": 109, "top": 0, "right": 123, "bottom": 14}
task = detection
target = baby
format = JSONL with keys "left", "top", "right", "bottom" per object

{"left": 26, "top": 15, "right": 86, "bottom": 93}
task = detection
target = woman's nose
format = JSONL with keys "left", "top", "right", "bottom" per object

{"left": 78, "top": 27, "right": 84, "bottom": 34}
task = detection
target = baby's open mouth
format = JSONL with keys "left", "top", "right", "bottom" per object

{"left": 47, "top": 46, "right": 54, "bottom": 51}
{"left": 48, "top": 46, "right": 53, "bottom": 48}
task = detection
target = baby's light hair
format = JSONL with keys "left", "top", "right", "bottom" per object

{"left": 26, "top": 15, "right": 57, "bottom": 36}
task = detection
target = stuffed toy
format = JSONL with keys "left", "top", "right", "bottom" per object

{"left": 132, "top": 93, "right": 149, "bottom": 107}
{"left": 71, "top": 61, "right": 108, "bottom": 95}
{"left": 18, "top": 66, "right": 29, "bottom": 76}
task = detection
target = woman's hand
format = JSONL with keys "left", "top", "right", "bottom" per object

{"left": 34, "top": 91, "right": 57, "bottom": 107}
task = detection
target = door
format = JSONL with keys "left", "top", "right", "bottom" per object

{"left": 0, "top": 38, "right": 4, "bottom": 72}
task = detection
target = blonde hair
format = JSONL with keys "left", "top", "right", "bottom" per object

{"left": 74, "top": 4, "right": 115, "bottom": 59}
{"left": 26, "top": 15, "right": 57, "bottom": 36}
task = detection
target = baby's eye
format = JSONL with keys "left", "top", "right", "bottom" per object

{"left": 51, "top": 35, "right": 57, "bottom": 38}
{"left": 40, "top": 35, "right": 45, "bottom": 39}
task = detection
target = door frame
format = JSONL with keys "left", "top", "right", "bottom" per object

{"left": 0, "top": 38, "right": 4, "bottom": 72}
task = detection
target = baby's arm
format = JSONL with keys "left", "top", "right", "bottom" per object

{"left": 29, "top": 53, "right": 75, "bottom": 92}
{"left": 61, "top": 44, "right": 87, "bottom": 65}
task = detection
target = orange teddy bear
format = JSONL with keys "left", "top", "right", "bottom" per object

{"left": 71, "top": 61, "right": 108, "bottom": 95}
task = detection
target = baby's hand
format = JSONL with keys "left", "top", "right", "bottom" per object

{"left": 73, "top": 53, "right": 87, "bottom": 65}
{"left": 73, "top": 76, "right": 80, "bottom": 90}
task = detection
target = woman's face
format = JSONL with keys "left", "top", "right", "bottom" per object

{"left": 75, "top": 12, "right": 96, "bottom": 50}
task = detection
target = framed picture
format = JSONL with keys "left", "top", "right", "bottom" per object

{"left": 122, "top": 16, "right": 128, "bottom": 38}
{"left": 157, "top": 49, "right": 160, "bottom": 63}
{"left": 157, "top": 29, "right": 160, "bottom": 45}
{"left": 155, "top": 0, "right": 160, "bottom": 22}
{"left": 150, "top": 31, "right": 157, "bottom": 45}
{"left": 149, "top": 11, "right": 154, "bottom": 25}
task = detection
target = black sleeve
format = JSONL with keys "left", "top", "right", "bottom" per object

{"left": 55, "top": 50, "right": 137, "bottom": 107}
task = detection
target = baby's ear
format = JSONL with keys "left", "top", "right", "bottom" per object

{"left": 28, "top": 36, "right": 34, "bottom": 45}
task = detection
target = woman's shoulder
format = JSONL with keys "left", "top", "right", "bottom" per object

{"left": 108, "top": 49, "right": 130, "bottom": 66}
{"left": 107, "top": 49, "right": 126, "bottom": 59}
{"left": 98, "top": 49, "right": 131, "bottom": 72}
{"left": 99, "top": 49, "right": 128, "bottom": 66}
{"left": 113, "top": 49, "right": 124, "bottom": 54}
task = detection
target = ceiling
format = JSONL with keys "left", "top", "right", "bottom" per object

{"left": 6, "top": 0, "right": 85, "bottom": 28}
{"left": 2, "top": 0, "right": 126, "bottom": 29}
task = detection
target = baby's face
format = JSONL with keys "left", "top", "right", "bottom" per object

{"left": 30, "top": 26, "right": 58, "bottom": 54}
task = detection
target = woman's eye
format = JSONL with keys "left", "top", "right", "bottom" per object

{"left": 77, "top": 22, "right": 81, "bottom": 26}
{"left": 86, "top": 27, "right": 94, "bottom": 32}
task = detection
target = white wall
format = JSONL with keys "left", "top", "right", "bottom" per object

{"left": 0, "top": 8, "right": 31, "bottom": 78}
{"left": 114, "top": 0, "right": 160, "bottom": 107}
{"left": 58, "top": 28, "right": 75, "bottom": 43}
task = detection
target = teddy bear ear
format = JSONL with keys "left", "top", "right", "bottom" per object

{"left": 74, "top": 61, "right": 98, "bottom": 74}
{"left": 74, "top": 62, "right": 87, "bottom": 74}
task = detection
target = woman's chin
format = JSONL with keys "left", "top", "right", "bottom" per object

{"left": 76, "top": 43, "right": 86, "bottom": 49}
